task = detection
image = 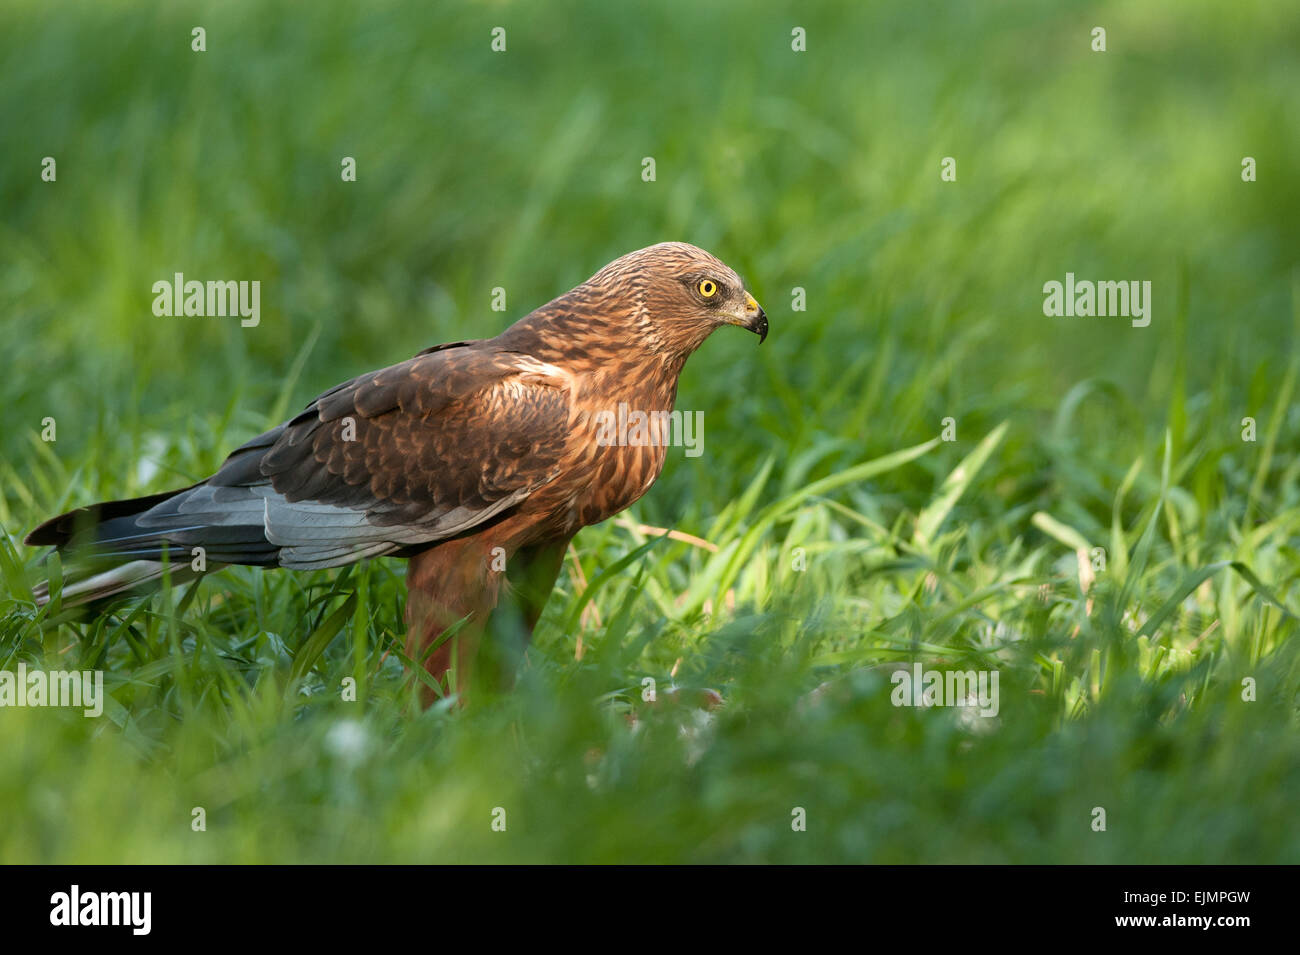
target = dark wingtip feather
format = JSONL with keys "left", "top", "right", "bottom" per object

{"left": 24, "top": 487, "right": 196, "bottom": 549}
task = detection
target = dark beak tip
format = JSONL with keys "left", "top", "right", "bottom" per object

{"left": 755, "top": 309, "right": 768, "bottom": 344}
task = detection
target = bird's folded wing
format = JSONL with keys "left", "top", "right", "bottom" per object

{"left": 134, "top": 344, "right": 575, "bottom": 568}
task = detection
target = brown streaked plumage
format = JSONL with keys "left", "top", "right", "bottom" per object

{"left": 25, "top": 242, "right": 768, "bottom": 701}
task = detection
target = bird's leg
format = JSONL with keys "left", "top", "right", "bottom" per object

{"left": 471, "top": 537, "right": 570, "bottom": 695}
{"left": 500, "top": 537, "right": 571, "bottom": 639}
{"left": 404, "top": 535, "right": 570, "bottom": 707}
{"left": 404, "top": 539, "right": 503, "bottom": 707}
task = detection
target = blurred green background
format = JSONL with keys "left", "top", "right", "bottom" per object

{"left": 1, "top": 0, "right": 1297, "bottom": 863}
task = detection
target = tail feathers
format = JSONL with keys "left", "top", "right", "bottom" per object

{"left": 26, "top": 463, "right": 417, "bottom": 606}
{"left": 32, "top": 560, "right": 202, "bottom": 607}
{"left": 27, "top": 483, "right": 279, "bottom": 607}
{"left": 25, "top": 488, "right": 193, "bottom": 548}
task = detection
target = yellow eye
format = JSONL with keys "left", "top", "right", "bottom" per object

{"left": 698, "top": 280, "right": 718, "bottom": 298}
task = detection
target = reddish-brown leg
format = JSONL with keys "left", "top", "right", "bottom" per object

{"left": 405, "top": 537, "right": 502, "bottom": 706}
{"left": 404, "top": 533, "right": 572, "bottom": 707}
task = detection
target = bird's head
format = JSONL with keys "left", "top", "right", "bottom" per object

{"left": 586, "top": 242, "right": 767, "bottom": 355}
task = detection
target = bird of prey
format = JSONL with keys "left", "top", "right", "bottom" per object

{"left": 26, "top": 242, "right": 768, "bottom": 701}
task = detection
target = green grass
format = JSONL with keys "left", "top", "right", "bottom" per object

{"left": 1, "top": 0, "right": 1298, "bottom": 863}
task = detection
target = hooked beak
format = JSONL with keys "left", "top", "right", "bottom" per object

{"left": 741, "top": 290, "right": 768, "bottom": 343}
